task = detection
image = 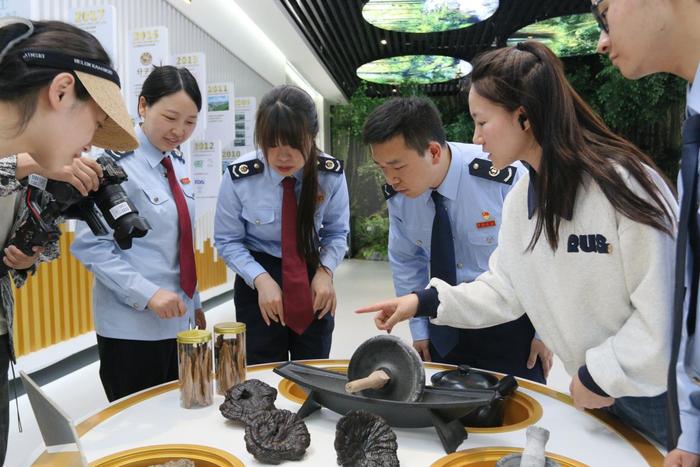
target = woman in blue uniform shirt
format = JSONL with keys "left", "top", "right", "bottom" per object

{"left": 71, "top": 66, "right": 205, "bottom": 402}
{"left": 214, "top": 85, "right": 349, "bottom": 365}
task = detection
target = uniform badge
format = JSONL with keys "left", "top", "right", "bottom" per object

{"left": 228, "top": 160, "right": 264, "bottom": 180}
{"left": 469, "top": 158, "right": 517, "bottom": 185}
{"left": 481, "top": 211, "right": 491, "bottom": 220}
{"left": 382, "top": 183, "right": 397, "bottom": 200}
{"left": 180, "top": 177, "right": 191, "bottom": 185}
{"left": 476, "top": 220, "right": 496, "bottom": 229}
{"left": 316, "top": 192, "right": 326, "bottom": 203}
{"left": 171, "top": 148, "right": 185, "bottom": 163}
{"left": 317, "top": 155, "right": 344, "bottom": 174}
{"left": 104, "top": 149, "right": 134, "bottom": 161}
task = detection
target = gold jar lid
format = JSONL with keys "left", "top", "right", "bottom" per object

{"left": 214, "top": 322, "right": 246, "bottom": 334}
{"left": 177, "top": 329, "right": 211, "bottom": 344}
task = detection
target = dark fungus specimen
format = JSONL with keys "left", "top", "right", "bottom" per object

{"left": 219, "top": 379, "right": 277, "bottom": 424}
{"left": 244, "top": 409, "right": 311, "bottom": 464}
{"left": 335, "top": 410, "right": 399, "bottom": 467}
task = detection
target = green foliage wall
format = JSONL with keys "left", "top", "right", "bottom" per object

{"left": 332, "top": 55, "right": 686, "bottom": 258}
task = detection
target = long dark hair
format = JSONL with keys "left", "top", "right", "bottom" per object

{"left": 469, "top": 41, "right": 675, "bottom": 250}
{"left": 255, "top": 85, "right": 321, "bottom": 267}
{"left": 139, "top": 65, "right": 202, "bottom": 112}
{"left": 0, "top": 20, "right": 111, "bottom": 134}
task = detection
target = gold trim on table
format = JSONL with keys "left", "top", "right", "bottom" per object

{"left": 42, "top": 359, "right": 662, "bottom": 467}
{"left": 430, "top": 446, "right": 587, "bottom": 467}
{"left": 89, "top": 444, "right": 244, "bottom": 467}
{"left": 426, "top": 363, "right": 665, "bottom": 466}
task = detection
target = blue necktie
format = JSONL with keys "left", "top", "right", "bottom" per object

{"left": 429, "top": 190, "right": 459, "bottom": 357}
{"left": 668, "top": 113, "right": 700, "bottom": 450}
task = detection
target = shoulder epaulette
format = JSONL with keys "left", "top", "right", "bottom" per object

{"left": 468, "top": 158, "right": 517, "bottom": 185}
{"left": 382, "top": 183, "right": 397, "bottom": 200}
{"left": 170, "top": 148, "right": 185, "bottom": 164}
{"left": 228, "top": 159, "right": 264, "bottom": 180}
{"left": 317, "top": 156, "right": 344, "bottom": 174}
{"left": 104, "top": 149, "right": 134, "bottom": 161}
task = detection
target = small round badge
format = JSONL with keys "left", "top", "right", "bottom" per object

{"left": 239, "top": 165, "right": 249, "bottom": 175}
{"left": 325, "top": 160, "right": 335, "bottom": 170}
{"left": 489, "top": 167, "right": 500, "bottom": 177}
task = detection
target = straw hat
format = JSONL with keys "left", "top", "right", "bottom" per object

{"left": 17, "top": 49, "right": 139, "bottom": 152}
{"left": 74, "top": 70, "right": 137, "bottom": 151}
{"left": 0, "top": 18, "right": 138, "bottom": 151}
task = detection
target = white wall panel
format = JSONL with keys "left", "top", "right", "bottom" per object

{"left": 32, "top": 0, "right": 274, "bottom": 100}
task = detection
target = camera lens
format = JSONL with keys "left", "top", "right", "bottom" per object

{"left": 92, "top": 183, "right": 151, "bottom": 249}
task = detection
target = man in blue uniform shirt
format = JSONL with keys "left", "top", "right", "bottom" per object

{"left": 362, "top": 97, "right": 550, "bottom": 383}
{"left": 592, "top": 1, "right": 700, "bottom": 464}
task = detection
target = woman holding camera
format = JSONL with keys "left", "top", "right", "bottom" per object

{"left": 71, "top": 66, "right": 205, "bottom": 402}
{"left": 214, "top": 85, "right": 349, "bottom": 365}
{"left": 0, "top": 18, "right": 135, "bottom": 463}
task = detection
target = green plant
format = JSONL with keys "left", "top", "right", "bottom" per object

{"left": 353, "top": 213, "right": 390, "bottom": 260}
{"left": 565, "top": 55, "right": 686, "bottom": 179}
{"left": 444, "top": 111, "right": 475, "bottom": 143}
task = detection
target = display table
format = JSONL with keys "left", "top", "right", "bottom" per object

{"left": 31, "top": 360, "right": 664, "bottom": 466}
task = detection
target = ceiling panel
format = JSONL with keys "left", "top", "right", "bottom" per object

{"left": 278, "top": 0, "right": 592, "bottom": 98}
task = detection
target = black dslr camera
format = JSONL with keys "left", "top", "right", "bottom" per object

{"left": 1, "top": 156, "right": 151, "bottom": 273}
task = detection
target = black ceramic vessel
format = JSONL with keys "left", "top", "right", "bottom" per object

{"left": 274, "top": 362, "right": 498, "bottom": 453}
{"left": 430, "top": 365, "right": 518, "bottom": 427}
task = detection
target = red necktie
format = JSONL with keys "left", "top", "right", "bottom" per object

{"left": 161, "top": 156, "right": 197, "bottom": 298}
{"left": 281, "top": 177, "right": 314, "bottom": 335}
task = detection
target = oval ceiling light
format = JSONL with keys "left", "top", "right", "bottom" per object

{"left": 357, "top": 55, "right": 472, "bottom": 85}
{"left": 507, "top": 13, "right": 599, "bottom": 57}
{"left": 362, "top": 0, "right": 499, "bottom": 33}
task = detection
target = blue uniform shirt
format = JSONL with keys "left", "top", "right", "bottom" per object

{"left": 675, "top": 63, "right": 700, "bottom": 454}
{"left": 386, "top": 142, "right": 523, "bottom": 341}
{"left": 71, "top": 125, "right": 200, "bottom": 341}
{"left": 214, "top": 150, "right": 350, "bottom": 287}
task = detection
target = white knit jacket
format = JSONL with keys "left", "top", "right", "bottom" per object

{"left": 429, "top": 166, "right": 677, "bottom": 398}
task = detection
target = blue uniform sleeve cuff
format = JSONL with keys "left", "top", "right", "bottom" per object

{"left": 244, "top": 264, "right": 268, "bottom": 289}
{"left": 414, "top": 287, "right": 439, "bottom": 318}
{"left": 320, "top": 253, "right": 340, "bottom": 274}
{"left": 578, "top": 365, "right": 610, "bottom": 397}
{"left": 129, "top": 280, "right": 160, "bottom": 311}
{"left": 677, "top": 411, "right": 700, "bottom": 454}
{"left": 409, "top": 317, "right": 430, "bottom": 341}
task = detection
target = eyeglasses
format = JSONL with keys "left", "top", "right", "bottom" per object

{"left": 591, "top": 0, "right": 609, "bottom": 34}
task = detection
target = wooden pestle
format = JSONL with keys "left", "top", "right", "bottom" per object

{"left": 345, "top": 369, "right": 391, "bottom": 394}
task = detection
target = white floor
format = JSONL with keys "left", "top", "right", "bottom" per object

{"left": 6, "top": 259, "right": 571, "bottom": 467}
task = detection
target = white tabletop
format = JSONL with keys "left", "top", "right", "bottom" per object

{"left": 39, "top": 360, "right": 663, "bottom": 466}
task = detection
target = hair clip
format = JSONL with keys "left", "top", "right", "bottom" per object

{"left": 0, "top": 17, "right": 34, "bottom": 66}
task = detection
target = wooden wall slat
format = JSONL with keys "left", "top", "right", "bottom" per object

{"left": 11, "top": 231, "right": 227, "bottom": 357}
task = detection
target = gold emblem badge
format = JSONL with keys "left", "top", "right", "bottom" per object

{"left": 239, "top": 164, "right": 249, "bottom": 175}
{"left": 140, "top": 52, "right": 152, "bottom": 66}
{"left": 481, "top": 211, "right": 491, "bottom": 220}
{"left": 489, "top": 167, "right": 500, "bottom": 177}
{"left": 325, "top": 160, "right": 334, "bottom": 170}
